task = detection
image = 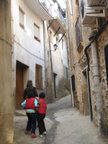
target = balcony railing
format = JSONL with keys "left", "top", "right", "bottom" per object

{"left": 82, "top": 0, "right": 106, "bottom": 7}
{"left": 80, "top": 0, "right": 106, "bottom": 26}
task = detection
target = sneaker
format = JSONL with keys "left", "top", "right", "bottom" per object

{"left": 39, "top": 135, "right": 43, "bottom": 138}
{"left": 31, "top": 133, "right": 36, "bottom": 138}
{"left": 43, "top": 131, "right": 47, "bottom": 135}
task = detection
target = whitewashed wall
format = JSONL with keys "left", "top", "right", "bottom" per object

{"left": 50, "top": 29, "right": 68, "bottom": 86}
{"left": 11, "top": 0, "right": 45, "bottom": 88}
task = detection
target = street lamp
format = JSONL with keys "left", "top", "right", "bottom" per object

{"left": 53, "top": 43, "right": 58, "bottom": 51}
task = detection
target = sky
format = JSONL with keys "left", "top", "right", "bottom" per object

{"left": 56, "top": 0, "right": 66, "bottom": 9}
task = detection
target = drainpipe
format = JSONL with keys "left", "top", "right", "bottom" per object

{"left": 43, "top": 21, "right": 47, "bottom": 94}
{"left": 43, "top": 21, "right": 55, "bottom": 102}
{"left": 66, "top": 1, "right": 74, "bottom": 107}
{"left": 84, "top": 21, "right": 108, "bottom": 124}
{"left": 85, "top": 47, "right": 93, "bottom": 121}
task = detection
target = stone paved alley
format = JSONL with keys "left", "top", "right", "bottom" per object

{"left": 14, "top": 96, "right": 108, "bottom": 144}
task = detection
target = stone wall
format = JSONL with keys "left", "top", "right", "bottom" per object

{"left": 97, "top": 29, "right": 108, "bottom": 135}
{"left": 66, "top": 0, "right": 90, "bottom": 115}
{"left": 67, "top": 0, "right": 108, "bottom": 136}
{"left": 0, "top": 0, "right": 14, "bottom": 143}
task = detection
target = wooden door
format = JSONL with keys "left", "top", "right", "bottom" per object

{"left": 16, "top": 63, "right": 24, "bottom": 109}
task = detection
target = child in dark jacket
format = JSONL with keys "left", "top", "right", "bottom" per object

{"left": 21, "top": 80, "right": 38, "bottom": 138}
{"left": 21, "top": 97, "right": 38, "bottom": 138}
{"left": 37, "top": 92, "right": 47, "bottom": 137}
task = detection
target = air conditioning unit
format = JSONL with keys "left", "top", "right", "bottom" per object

{"left": 85, "top": 6, "right": 105, "bottom": 17}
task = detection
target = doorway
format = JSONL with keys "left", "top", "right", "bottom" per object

{"left": 82, "top": 70, "right": 90, "bottom": 115}
{"left": 53, "top": 73, "right": 57, "bottom": 98}
{"left": 71, "top": 75, "right": 79, "bottom": 109}
{"left": 83, "top": 68, "right": 93, "bottom": 120}
{"left": 16, "top": 61, "right": 28, "bottom": 109}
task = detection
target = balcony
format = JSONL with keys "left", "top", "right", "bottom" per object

{"left": 39, "top": 0, "right": 66, "bottom": 33}
{"left": 80, "top": 0, "right": 106, "bottom": 26}
{"left": 84, "top": 0, "right": 106, "bottom": 7}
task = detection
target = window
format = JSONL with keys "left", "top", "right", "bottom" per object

{"left": 75, "top": 17, "right": 82, "bottom": 50}
{"left": 34, "top": 23, "right": 40, "bottom": 42}
{"left": 71, "top": 75, "right": 76, "bottom": 92}
{"left": 104, "top": 45, "right": 108, "bottom": 84}
{"left": 98, "top": 18, "right": 106, "bottom": 28}
{"left": 53, "top": 73, "right": 57, "bottom": 98}
{"left": 19, "top": 7, "right": 25, "bottom": 29}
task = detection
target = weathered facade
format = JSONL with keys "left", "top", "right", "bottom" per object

{"left": 67, "top": 0, "right": 108, "bottom": 135}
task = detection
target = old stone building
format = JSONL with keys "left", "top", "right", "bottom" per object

{"left": 67, "top": 0, "right": 108, "bottom": 135}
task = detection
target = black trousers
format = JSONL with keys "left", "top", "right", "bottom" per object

{"left": 37, "top": 113, "right": 46, "bottom": 135}
{"left": 26, "top": 113, "right": 36, "bottom": 134}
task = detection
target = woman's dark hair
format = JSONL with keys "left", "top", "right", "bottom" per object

{"left": 39, "top": 92, "right": 45, "bottom": 98}
{"left": 27, "top": 80, "right": 33, "bottom": 88}
{"left": 25, "top": 80, "right": 35, "bottom": 98}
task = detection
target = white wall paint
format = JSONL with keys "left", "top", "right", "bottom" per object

{"left": 12, "top": 0, "right": 45, "bottom": 88}
{"left": 50, "top": 29, "right": 68, "bottom": 86}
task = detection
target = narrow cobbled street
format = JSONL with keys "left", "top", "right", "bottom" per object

{"left": 14, "top": 96, "right": 107, "bottom": 144}
{"left": 1, "top": 1, "right": 108, "bottom": 143}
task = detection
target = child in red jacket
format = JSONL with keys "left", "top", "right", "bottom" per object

{"left": 37, "top": 92, "right": 47, "bottom": 137}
